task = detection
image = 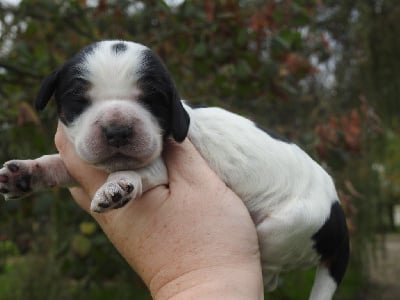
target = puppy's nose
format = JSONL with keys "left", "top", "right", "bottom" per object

{"left": 102, "top": 125, "right": 132, "bottom": 148}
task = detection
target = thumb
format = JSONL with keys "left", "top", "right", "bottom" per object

{"left": 55, "top": 122, "right": 108, "bottom": 197}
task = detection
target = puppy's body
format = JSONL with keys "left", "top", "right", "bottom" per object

{"left": 187, "top": 105, "right": 348, "bottom": 298}
{"left": 0, "top": 41, "right": 349, "bottom": 300}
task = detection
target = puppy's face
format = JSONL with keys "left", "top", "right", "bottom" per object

{"left": 35, "top": 41, "right": 189, "bottom": 172}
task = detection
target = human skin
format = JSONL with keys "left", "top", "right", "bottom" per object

{"left": 54, "top": 123, "right": 264, "bottom": 300}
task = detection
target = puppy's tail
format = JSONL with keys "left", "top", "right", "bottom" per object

{"left": 309, "top": 202, "right": 350, "bottom": 300}
{"left": 308, "top": 264, "right": 338, "bottom": 300}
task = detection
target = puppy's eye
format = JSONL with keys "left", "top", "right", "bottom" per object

{"left": 58, "top": 95, "right": 89, "bottom": 124}
{"left": 72, "top": 96, "right": 89, "bottom": 103}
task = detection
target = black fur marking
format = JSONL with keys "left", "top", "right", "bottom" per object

{"left": 113, "top": 198, "right": 130, "bottom": 209}
{"left": 98, "top": 202, "right": 111, "bottom": 209}
{"left": 137, "top": 49, "right": 190, "bottom": 142}
{"left": 35, "top": 69, "right": 59, "bottom": 111}
{"left": 35, "top": 43, "right": 97, "bottom": 124}
{"left": 57, "top": 78, "right": 90, "bottom": 124}
{"left": 111, "top": 192, "right": 122, "bottom": 203}
{"left": 125, "top": 184, "right": 134, "bottom": 193}
{"left": 7, "top": 163, "right": 19, "bottom": 173}
{"left": 112, "top": 42, "right": 127, "bottom": 54}
{"left": 312, "top": 202, "right": 350, "bottom": 285}
{"left": 15, "top": 174, "right": 31, "bottom": 192}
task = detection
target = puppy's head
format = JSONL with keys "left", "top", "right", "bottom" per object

{"left": 36, "top": 41, "right": 189, "bottom": 172}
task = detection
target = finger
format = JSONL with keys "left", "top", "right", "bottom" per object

{"left": 54, "top": 121, "right": 68, "bottom": 154}
{"left": 69, "top": 187, "right": 91, "bottom": 212}
{"left": 69, "top": 187, "right": 114, "bottom": 224}
{"left": 55, "top": 123, "right": 108, "bottom": 197}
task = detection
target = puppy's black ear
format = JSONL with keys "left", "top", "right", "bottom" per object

{"left": 170, "top": 93, "right": 190, "bottom": 142}
{"left": 35, "top": 69, "right": 60, "bottom": 111}
{"left": 139, "top": 48, "right": 190, "bottom": 142}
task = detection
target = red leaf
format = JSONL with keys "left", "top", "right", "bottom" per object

{"left": 204, "top": 0, "right": 215, "bottom": 22}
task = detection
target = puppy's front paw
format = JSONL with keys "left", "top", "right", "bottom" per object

{"left": 91, "top": 177, "right": 141, "bottom": 213}
{"left": 0, "top": 160, "right": 33, "bottom": 200}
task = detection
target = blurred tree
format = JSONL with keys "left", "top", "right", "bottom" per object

{"left": 312, "top": 4, "right": 400, "bottom": 296}
{"left": 317, "top": 0, "right": 400, "bottom": 126}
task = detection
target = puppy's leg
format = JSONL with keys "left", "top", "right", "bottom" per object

{"left": 91, "top": 157, "right": 168, "bottom": 213}
{"left": 309, "top": 265, "right": 337, "bottom": 300}
{"left": 0, "top": 154, "right": 75, "bottom": 200}
{"left": 91, "top": 171, "right": 142, "bottom": 212}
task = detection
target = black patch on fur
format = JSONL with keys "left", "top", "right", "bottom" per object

{"left": 98, "top": 202, "right": 111, "bottom": 209}
{"left": 16, "top": 174, "right": 31, "bottom": 192}
{"left": 125, "top": 184, "right": 134, "bottom": 193}
{"left": 137, "top": 49, "right": 190, "bottom": 142}
{"left": 112, "top": 42, "right": 127, "bottom": 54}
{"left": 113, "top": 198, "right": 130, "bottom": 209}
{"left": 56, "top": 76, "right": 90, "bottom": 125}
{"left": 111, "top": 193, "right": 122, "bottom": 203}
{"left": 35, "top": 43, "right": 97, "bottom": 124}
{"left": 312, "top": 202, "right": 350, "bottom": 285}
{"left": 7, "top": 162, "right": 20, "bottom": 173}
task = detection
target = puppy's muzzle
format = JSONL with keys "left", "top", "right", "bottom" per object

{"left": 102, "top": 125, "right": 133, "bottom": 148}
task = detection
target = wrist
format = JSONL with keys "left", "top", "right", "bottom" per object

{"left": 150, "top": 262, "right": 264, "bottom": 300}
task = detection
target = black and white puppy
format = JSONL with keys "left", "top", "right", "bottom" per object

{"left": 0, "top": 40, "right": 349, "bottom": 300}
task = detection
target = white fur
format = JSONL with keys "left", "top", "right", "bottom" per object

{"left": 82, "top": 41, "right": 146, "bottom": 102}
{"left": 309, "top": 265, "right": 337, "bottom": 300}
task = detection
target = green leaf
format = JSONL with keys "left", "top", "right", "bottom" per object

{"left": 279, "top": 29, "right": 303, "bottom": 51}
{"left": 71, "top": 234, "right": 91, "bottom": 258}
{"left": 236, "top": 60, "right": 252, "bottom": 79}
{"left": 193, "top": 42, "right": 208, "bottom": 58}
{"left": 80, "top": 221, "right": 97, "bottom": 236}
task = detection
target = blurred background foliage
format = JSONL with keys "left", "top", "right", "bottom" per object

{"left": 0, "top": 0, "right": 399, "bottom": 299}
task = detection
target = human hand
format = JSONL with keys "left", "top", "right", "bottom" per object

{"left": 55, "top": 123, "right": 263, "bottom": 300}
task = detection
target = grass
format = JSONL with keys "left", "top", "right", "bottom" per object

{"left": 0, "top": 255, "right": 151, "bottom": 300}
{"left": 267, "top": 264, "right": 363, "bottom": 300}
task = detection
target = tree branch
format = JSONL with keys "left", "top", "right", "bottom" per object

{"left": 0, "top": 61, "right": 43, "bottom": 79}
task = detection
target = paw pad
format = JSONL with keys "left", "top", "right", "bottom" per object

{"left": 91, "top": 178, "right": 139, "bottom": 213}
{"left": 7, "top": 163, "right": 20, "bottom": 173}
{"left": 0, "top": 160, "right": 33, "bottom": 200}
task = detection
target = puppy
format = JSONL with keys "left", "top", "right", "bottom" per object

{"left": 0, "top": 40, "right": 349, "bottom": 300}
